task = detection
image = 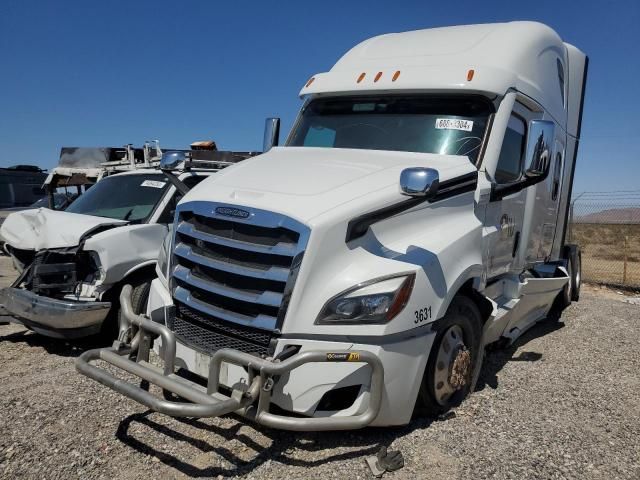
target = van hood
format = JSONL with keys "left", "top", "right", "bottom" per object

{"left": 0, "top": 208, "right": 127, "bottom": 250}
{"left": 183, "top": 146, "right": 477, "bottom": 223}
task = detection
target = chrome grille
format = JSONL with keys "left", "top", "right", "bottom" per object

{"left": 170, "top": 201, "right": 309, "bottom": 355}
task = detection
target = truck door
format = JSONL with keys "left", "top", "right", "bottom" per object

{"left": 522, "top": 136, "right": 564, "bottom": 263}
{"left": 483, "top": 112, "right": 528, "bottom": 278}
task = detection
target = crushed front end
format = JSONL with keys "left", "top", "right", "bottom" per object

{"left": 1, "top": 247, "right": 110, "bottom": 338}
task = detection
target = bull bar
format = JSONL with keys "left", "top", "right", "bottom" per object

{"left": 75, "top": 285, "right": 385, "bottom": 431}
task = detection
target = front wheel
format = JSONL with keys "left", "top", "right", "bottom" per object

{"left": 414, "top": 296, "right": 482, "bottom": 416}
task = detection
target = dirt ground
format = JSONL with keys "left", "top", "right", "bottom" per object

{"left": 0, "top": 254, "right": 639, "bottom": 479}
{"left": 570, "top": 223, "right": 640, "bottom": 287}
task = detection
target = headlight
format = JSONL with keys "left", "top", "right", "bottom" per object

{"left": 315, "top": 273, "right": 415, "bottom": 325}
{"left": 156, "top": 231, "right": 172, "bottom": 288}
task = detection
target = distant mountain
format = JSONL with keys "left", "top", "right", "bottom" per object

{"left": 576, "top": 207, "right": 640, "bottom": 224}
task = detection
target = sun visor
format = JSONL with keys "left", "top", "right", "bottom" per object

{"left": 299, "top": 65, "right": 516, "bottom": 99}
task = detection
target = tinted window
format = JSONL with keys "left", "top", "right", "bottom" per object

{"left": 495, "top": 115, "right": 526, "bottom": 183}
{"left": 552, "top": 152, "right": 563, "bottom": 201}
{"left": 65, "top": 173, "right": 169, "bottom": 222}
{"left": 557, "top": 59, "right": 565, "bottom": 107}
{"left": 288, "top": 95, "right": 493, "bottom": 164}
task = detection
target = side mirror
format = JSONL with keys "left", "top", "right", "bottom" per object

{"left": 263, "top": 117, "right": 280, "bottom": 152}
{"left": 160, "top": 151, "right": 186, "bottom": 171}
{"left": 400, "top": 168, "right": 439, "bottom": 198}
{"left": 524, "top": 120, "right": 555, "bottom": 178}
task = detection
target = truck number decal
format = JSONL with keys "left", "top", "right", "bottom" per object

{"left": 414, "top": 306, "right": 432, "bottom": 324}
{"left": 435, "top": 118, "right": 474, "bottom": 131}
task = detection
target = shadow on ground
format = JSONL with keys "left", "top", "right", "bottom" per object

{"left": 116, "top": 410, "right": 437, "bottom": 478}
{"left": 113, "top": 311, "right": 569, "bottom": 477}
{"left": 0, "top": 322, "right": 109, "bottom": 357}
{"left": 476, "top": 311, "right": 565, "bottom": 391}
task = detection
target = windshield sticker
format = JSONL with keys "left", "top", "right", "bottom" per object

{"left": 435, "top": 118, "right": 474, "bottom": 132}
{"left": 140, "top": 180, "right": 166, "bottom": 188}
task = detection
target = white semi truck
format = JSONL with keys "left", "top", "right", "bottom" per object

{"left": 78, "top": 22, "right": 588, "bottom": 429}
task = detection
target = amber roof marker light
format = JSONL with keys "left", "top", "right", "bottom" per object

{"left": 305, "top": 77, "right": 315, "bottom": 87}
{"left": 374, "top": 71, "right": 383, "bottom": 82}
{"left": 467, "top": 69, "right": 475, "bottom": 81}
{"left": 357, "top": 72, "right": 366, "bottom": 83}
{"left": 392, "top": 70, "right": 401, "bottom": 81}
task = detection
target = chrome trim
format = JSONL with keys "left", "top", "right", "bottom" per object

{"left": 0, "top": 287, "right": 111, "bottom": 331}
{"left": 173, "top": 242, "right": 290, "bottom": 282}
{"left": 172, "top": 201, "right": 310, "bottom": 332}
{"left": 174, "top": 286, "right": 278, "bottom": 330}
{"left": 400, "top": 167, "right": 439, "bottom": 197}
{"left": 177, "top": 221, "right": 298, "bottom": 256}
{"left": 173, "top": 265, "right": 283, "bottom": 308}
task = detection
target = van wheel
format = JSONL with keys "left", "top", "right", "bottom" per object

{"left": 100, "top": 277, "right": 152, "bottom": 341}
{"left": 414, "top": 296, "right": 482, "bottom": 416}
{"left": 119, "top": 279, "right": 152, "bottom": 324}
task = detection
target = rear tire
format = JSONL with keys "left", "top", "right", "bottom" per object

{"left": 571, "top": 250, "right": 581, "bottom": 301}
{"left": 414, "top": 296, "right": 482, "bottom": 416}
{"left": 559, "top": 245, "right": 581, "bottom": 309}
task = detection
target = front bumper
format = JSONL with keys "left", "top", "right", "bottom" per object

{"left": 76, "top": 286, "right": 385, "bottom": 431}
{"left": 0, "top": 287, "right": 111, "bottom": 338}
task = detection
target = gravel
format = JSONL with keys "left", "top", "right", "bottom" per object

{"left": 1, "top": 251, "right": 639, "bottom": 479}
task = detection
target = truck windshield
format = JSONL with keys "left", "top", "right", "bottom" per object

{"left": 287, "top": 95, "right": 493, "bottom": 164}
{"left": 65, "top": 173, "right": 169, "bottom": 222}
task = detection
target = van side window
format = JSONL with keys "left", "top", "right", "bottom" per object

{"left": 157, "top": 175, "right": 208, "bottom": 224}
{"left": 495, "top": 115, "right": 526, "bottom": 184}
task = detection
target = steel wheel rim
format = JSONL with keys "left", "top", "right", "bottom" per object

{"left": 433, "top": 324, "right": 468, "bottom": 406}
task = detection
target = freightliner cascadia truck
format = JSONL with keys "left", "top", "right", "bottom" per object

{"left": 77, "top": 22, "right": 588, "bottom": 429}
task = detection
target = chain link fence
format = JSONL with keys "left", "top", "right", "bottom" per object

{"left": 568, "top": 192, "right": 640, "bottom": 288}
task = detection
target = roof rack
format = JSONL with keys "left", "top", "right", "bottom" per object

{"left": 179, "top": 149, "right": 259, "bottom": 171}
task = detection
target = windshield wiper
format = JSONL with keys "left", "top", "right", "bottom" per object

{"left": 123, "top": 208, "right": 135, "bottom": 221}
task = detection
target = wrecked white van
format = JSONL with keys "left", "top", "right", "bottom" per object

{"left": 0, "top": 151, "right": 253, "bottom": 338}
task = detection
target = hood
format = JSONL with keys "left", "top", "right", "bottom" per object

{"left": 0, "top": 208, "right": 127, "bottom": 250}
{"left": 183, "top": 146, "right": 477, "bottom": 223}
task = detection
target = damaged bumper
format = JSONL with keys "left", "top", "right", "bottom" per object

{"left": 0, "top": 287, "right": 111, "bottom": 338}
{"left": 76, "top": 286, "right": 384, "bottom": 431}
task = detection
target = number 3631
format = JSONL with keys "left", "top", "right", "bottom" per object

{"left": 414, "top": 306, "right": 432, "bottom": 324}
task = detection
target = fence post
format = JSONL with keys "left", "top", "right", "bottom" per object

{"left": 623, "top": 235, "right": 628, "bottom": 285}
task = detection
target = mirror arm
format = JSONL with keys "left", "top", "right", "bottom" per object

{"left": 161, "top": 170, "right": 190, "bottom": 195}
{"left": 490, "top": 167, "right": 551, "bottom": 202}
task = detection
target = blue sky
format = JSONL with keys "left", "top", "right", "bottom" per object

{"left": 0, "top": 0, "right": 638, "bottom": 195}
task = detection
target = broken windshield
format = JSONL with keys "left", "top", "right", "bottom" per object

{"left": 287, "top": 95, "right": 493, "bottom": 164}
{"left": 65, "top": 173, "right": 169, "bottom": 222}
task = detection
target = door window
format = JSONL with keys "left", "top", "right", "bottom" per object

{"left": 495, "top": 115, "right": 526, "bottom": 184}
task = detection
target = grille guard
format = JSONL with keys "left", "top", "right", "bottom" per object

{"left": 75, "top": 285, "right": 385, "bottom": 431}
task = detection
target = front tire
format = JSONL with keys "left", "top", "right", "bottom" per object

{"left": 414, "top": 296, "right": 482, "bottom": 416}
